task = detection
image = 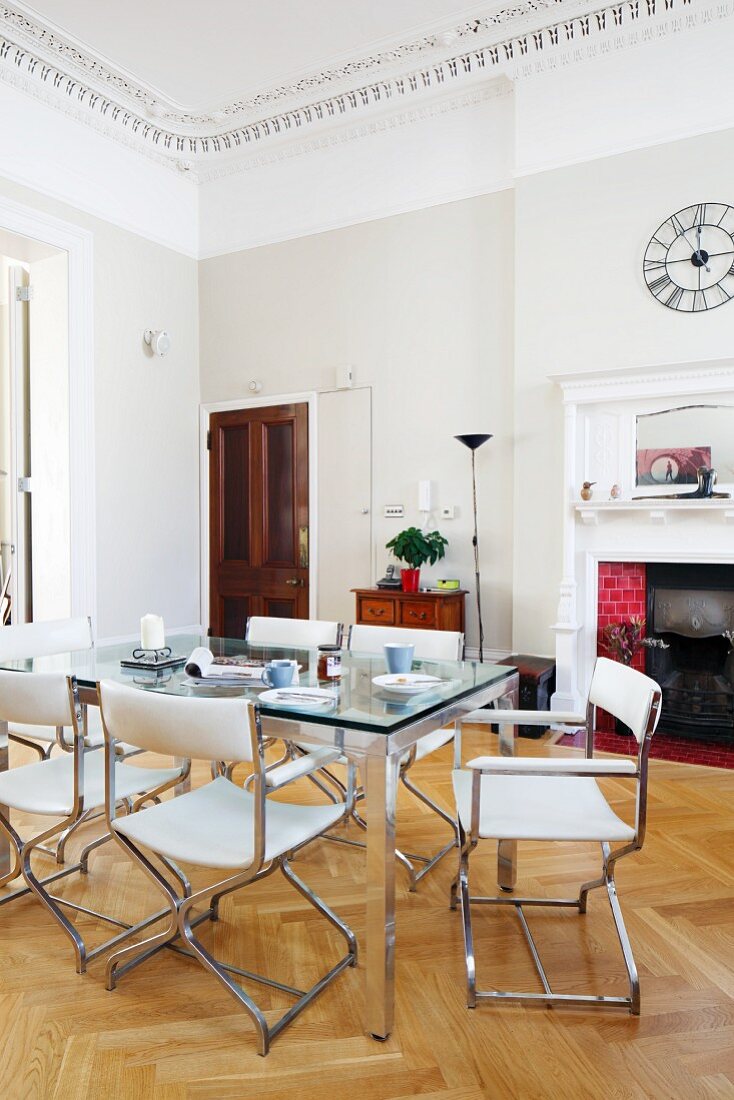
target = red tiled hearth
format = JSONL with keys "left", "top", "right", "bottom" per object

{"left": 558, "top": 727, "right": 734, "bottom": 769}
{"left": 596, "top": 562, "right": 646, "bottom": 732}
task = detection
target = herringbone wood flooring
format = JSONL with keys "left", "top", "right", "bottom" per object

{"left": 0, "top": 728, "right": 733, "bottom": 1099}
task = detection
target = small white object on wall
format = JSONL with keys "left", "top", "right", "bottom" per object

{"left": 384, "top": 505, "right": 404, "bottom": 518}
{"left": 143, "top": 329, "right": 171, "bottom": 357}
{"left": 248, "top": 380, "right": 263, "bottom": 393}
{"left": 336, "top": 364, "right": 353, "bottom": 389}
{"left": 418, "top": 480, "right": 433, "bottom": 513}
{"left": 140, "top": 613, "right": 165, "bottom": 650}
{"left": 441, "top": 505, "right": 456, "bottom": 520}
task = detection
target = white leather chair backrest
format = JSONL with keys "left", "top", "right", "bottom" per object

{"left": 589, "top": 657, "right": 661, "bottom": 742}
{"left": 348, "top": 624, "right": 464, "bottom": 662}
{"left": 99, "top": 679, "right": 255, "bottom": 762}
{"left": 0, "top": 617, "right": 92, "bottom": 661}
{"left": 245, "top": 616, "right": 341, "bottom": 647}
{"left": 0, "top": 669, "right": 73, "bottom": 727}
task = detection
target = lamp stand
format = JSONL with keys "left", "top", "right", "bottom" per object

{"left": 470, "top": 449, "right": 485, "bottom": 662}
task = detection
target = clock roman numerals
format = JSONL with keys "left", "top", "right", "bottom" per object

{"left": 645, "top": 203, "right": 734, "bottom": 312}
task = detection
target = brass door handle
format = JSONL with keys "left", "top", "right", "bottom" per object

{"left": 286, "top": 578, "right": 302, "bottom": 586}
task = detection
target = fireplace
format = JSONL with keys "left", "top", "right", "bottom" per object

{"left": 644, "top": 563, "right": 734, "bottom": 744}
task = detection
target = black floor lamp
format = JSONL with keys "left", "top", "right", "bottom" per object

{"left": 455, "top": 433, "right": 492, "bottom": 662}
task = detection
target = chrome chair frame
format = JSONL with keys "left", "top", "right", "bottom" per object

{"left": 0, "top": 675, "right": 184, "bottom": 974}
{"left": 100, "top": 689, "right": 357, "bottom": 1056}
{"left": 451, "top": 668, "right": 662, "bottom": 1015}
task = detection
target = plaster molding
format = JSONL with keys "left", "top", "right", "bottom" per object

{"left": 550, "top": 360, "right": 734, "bottom": 404}
{"left": 0, "top": 0, "right": 708, "bottom": 175}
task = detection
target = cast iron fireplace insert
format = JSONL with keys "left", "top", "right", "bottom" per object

{"left": 645, "top": 562, "right": 734, "bottom": 744}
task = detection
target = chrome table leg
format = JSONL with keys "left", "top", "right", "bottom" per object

{"left": 497, "top": 685, "right": 518, "bottom": 891}
{"left": 363, "top": 750, "right": 400, "bottom": 1041}
{"left": 0, "top": 720, "right": 9, "bottom": 878}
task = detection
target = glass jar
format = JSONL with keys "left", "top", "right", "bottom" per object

{"left": 317, "top": 644, "right": 342, "bottom": 682}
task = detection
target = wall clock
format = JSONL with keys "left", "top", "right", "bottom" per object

{"left": 644, "top": 203, "right": 734, "bottom": 312}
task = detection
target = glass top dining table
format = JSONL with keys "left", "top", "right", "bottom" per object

{"left": 0, "top": 633, "right": 519, "bottom": 1042}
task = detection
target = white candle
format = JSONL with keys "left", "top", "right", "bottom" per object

{"left": 140, "top": 613, "right": 165, "bottom": 650}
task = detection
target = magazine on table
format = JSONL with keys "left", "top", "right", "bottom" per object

{"left": 184, "top": 647, "right": 300, "bottom": 685}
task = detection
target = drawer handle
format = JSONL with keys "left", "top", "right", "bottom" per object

{"left": 409, "top": 610, "right": 427, "bottom": 621}
{"left": 370, "top": 608, "right": 385, "bottom": 617}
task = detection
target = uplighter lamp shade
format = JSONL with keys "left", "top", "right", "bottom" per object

{"left": 454, "top": 433, "right": 493, "bottom": 450}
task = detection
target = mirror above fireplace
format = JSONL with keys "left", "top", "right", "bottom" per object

{"left": 636, "top": 404, "right": 734, "bottom": 488}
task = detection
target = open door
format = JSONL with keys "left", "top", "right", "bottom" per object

{"left": 7, "top": 264, "right": 31, "bottom": 623}
{"left": 208, "top": 402, "right": 309, "bottom": 637}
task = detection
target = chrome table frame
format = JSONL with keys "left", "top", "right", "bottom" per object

{"left": 5, "top": 663, "right": 518, "bottom": 1042}
{"left": 256, "top": 669, "right": 519, "bottom": 1040}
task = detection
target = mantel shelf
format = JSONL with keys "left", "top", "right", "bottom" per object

{"left": 575, "top": 499, "right": 734, "bottom": 526}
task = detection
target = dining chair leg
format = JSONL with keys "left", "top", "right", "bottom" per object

{"left": 458, "top": 848, "right": 477, "bottom": 1008}
{"left": 21, "top": 819, "right": 88, "bottom": 973}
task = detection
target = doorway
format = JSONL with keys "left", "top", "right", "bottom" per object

{"left": 208, "top": 401, "right": 310, "bottom": 636}
{"left": 0, "top": 229, "right": 70, "bottom": 625}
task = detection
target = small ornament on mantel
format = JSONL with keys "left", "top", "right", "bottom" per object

{"left": 610, "top": 483, "right": 622, "bottom": 500}
{"left": 580, "top": 481, "right": 596, "bottom": 501}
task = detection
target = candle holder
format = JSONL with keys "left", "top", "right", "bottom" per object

{"left": 120, "top": 647, "right": 187, "bottom": 672}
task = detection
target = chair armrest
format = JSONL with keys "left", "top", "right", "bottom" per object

{"left": 465, "top": 755, "right": 638, "bottom": 777}
{"left": 265, "top": 746, "right": 343, "bottom": 790}
{"left": 461, "top": 709, "right": 587, "bottom": 726}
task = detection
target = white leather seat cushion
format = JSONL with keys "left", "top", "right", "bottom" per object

{"left": 0, "top": 750, "right": 182, "bottom": 817}
{"left": 113, "top": 776, "right": 344, "bottom": 869}
{"left": 10, "top": 709, "right": 137, "bottom": 754}
{"left": 296, "top": 725, "right": 454, "bottom": 771}
{"left": 452, "top": 770, "right": 635, "bottom": 842}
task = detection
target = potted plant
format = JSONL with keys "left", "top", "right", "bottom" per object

{"left": 385, "top": 527, "right": 448, "bottom": 592}
{"left": 600, "top": 616, "right": 645, "bottom": 734}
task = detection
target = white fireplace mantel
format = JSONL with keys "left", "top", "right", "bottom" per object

{"left": 548, "top": 358, "right": 734, "bottom": 714}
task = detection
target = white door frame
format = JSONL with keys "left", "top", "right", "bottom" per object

{"left": 199, "top": 392, "right": 318, "bottom": 633}
{"left": 0, "top": 194, "right": 96, "bottom": 627}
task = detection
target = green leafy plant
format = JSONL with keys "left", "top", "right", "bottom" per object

{"left": 385, "top": 527, "right": 449, "bottom": 569}
{"left": 601, "top": 616, "right": 645, "bottom": 666}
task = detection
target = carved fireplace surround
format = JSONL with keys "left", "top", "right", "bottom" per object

{"left": 548, "top": 360, "right": 734, "bottom": 718}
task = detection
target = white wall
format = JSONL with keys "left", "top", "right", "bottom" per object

{"left": 199, "top": 191, "right": 515, "bottom": 652}
{"left": 29, "top": 251, "right": 71, "bottom": 620}
{"left": 198, "top": 85, "right": 513, "bottom": 257}
{"left": 0, "top": 177, "right": 201, "bottom": 639}
{"left": 0, "top": 82, "right": 198, "bottom": 257}
{"left": 512, "top": 126, "right": 734, "bottom": 655}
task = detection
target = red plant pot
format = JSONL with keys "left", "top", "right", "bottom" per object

{"left": 400, "top": 568, "right": 420, "bottom": 592}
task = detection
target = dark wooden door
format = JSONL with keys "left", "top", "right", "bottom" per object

{"left": 209, "top": 402, "right": 309, "bottom": 637}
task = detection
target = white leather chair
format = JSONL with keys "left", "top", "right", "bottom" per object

{"left": 245, "top": 616, "right": 342, "bottom": 648}
{"left": 0, "top": 617, "right": 102, "bottom": 759}
{"left": 98, "top": 680, "right": 356, "bottom": 1056}
{"left": 0, "top": 669, "right": 183, "bottom": 974}
{"left": 292, "top": 623, "right": 464, "bottom": 890}
{"left": 451, "top": 657, "right": 662, "bottom": 1015}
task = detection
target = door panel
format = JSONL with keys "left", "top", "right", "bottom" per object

{"left": 209, "top": 402, "right": 309, "bottom": 636}
{"left": 221, "top": 425, "right": 251, "bottom": 562}
{"left": 263, "top": 420, "right": 295, "bottom": 565}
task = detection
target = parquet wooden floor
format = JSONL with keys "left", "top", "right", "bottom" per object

{"left": 0, "top": 728, "right": 733, "bottom": 1099}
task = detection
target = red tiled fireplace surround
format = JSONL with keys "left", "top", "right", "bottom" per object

{"left": 593, "top": 561, "right": 734, "bottom": 769}
{"left": 596, "top": 562, "right": 647, "bottom": 732}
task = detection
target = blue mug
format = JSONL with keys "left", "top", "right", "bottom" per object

{"left": 384, "top": 643, "right": 415, "bottom": 675}
{"left": 262, "top": 660, "right": 295, "bottom": 689}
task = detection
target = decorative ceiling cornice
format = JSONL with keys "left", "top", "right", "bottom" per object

{"left": 0, "top": 0, "right": 712, "bottom": 177}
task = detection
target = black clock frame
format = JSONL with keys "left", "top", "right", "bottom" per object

{"left": 643, "top": 202, "right": 734, "bottom": 313}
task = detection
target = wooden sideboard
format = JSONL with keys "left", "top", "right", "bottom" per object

{"left": 352, "top": 587, "right": 467, "bottom": 633}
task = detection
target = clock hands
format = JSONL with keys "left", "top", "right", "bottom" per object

{"left": 695, "top": 224, "right": 711, "bottom": 273}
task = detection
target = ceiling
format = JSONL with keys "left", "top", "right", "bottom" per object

{"left": 0, "top": 0, "right": 686, "bottom": 176}
{"left": 19, "top": 0, "right": 498, "bottom": 109}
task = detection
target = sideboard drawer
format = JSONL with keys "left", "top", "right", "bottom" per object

{"left": 399, "top": 600, "right": 437, "bottom": 628}
{"left": 358, "top": 596, "right": 396, "bottom": 624}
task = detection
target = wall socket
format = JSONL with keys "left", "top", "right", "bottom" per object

{"left": 384, "top": 505, "right": 405, "bottom": 518}
{"left": 440, "top": 505, "right": 455, "bottom": 519}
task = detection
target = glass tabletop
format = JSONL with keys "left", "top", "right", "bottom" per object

{"left": 0, "top": 633, "right": 516, "bottom": 735}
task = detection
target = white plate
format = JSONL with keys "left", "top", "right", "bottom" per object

{"left": 259, "top": 686, "right": 337, "bottom": 708}
{"left": 372, "top": 673, "right": 443, "bottom": 695}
